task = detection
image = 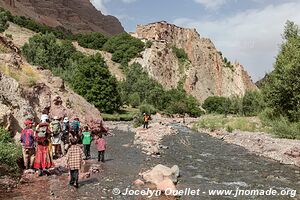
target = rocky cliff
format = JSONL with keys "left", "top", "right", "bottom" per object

{"left": 131, "top": 21, "right": 257, "bottom": 102}
{"left": 0, "top": 0, "right": 124, "bottom": 35}
{"left": 0, "top": 35, "right": 104, "bottom": 135}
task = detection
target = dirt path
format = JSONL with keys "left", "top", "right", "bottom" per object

{"left": 2, "top": 129, "right": 156, "bottom": 200}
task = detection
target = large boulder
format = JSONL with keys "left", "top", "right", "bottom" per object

{"left": 141, "top": 164, "right": 180, "bottom": 192}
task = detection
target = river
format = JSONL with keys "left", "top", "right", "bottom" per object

{"left": 3, "top": 124, "right": 300, "bottom": 200}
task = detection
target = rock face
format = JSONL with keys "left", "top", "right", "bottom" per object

{"left": 0, "top": 35, "right": 104, "bottom": 135}
{"left": 131, "top": 21, "right": 257, "bottom": 102}
{"left": 0, "top": 0, "right": 124, "bottom": 35}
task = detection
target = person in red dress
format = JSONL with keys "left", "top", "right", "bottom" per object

{"left": 34, "top": 120, "right": 54, "bottom": 176}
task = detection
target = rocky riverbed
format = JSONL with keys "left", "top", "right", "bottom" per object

{"left": 1, "top": 118, "right": 300, "bottom": 200}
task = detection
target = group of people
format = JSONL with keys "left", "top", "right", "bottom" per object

{"left": 20, "top": 114, "right": 107, "bottom": 188}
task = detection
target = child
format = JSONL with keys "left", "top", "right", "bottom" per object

{"left": 20, "top": 120, "right": 35, "bottom": 169}
{"left": 66, "top": 138, "right": 85, "bottom": 188}
{"left": 81, "top": 126, "right": 92, "bottom": 159}
{"left": 95, "top": 133, "right": 106, "bottom": 162}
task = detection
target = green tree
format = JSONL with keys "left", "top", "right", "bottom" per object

{"left": 102, "top": 33, "right": 144, "bottom": 65}
{"left": 128, "top": 92, "right": 141, "bottom": 108}
{"left": 71, "top": 54, "right": 121, "bottom": 113}
{"left": 76, "top": 32, "right": 108, "bottom": 49}
{"left": 202, "top": 96, "right": 229, "bottom": 114}
{"left": 242, "top": 90, "right": 265, "bottom": 116}
{"left": 0, "top": 9, "right": 9, "bottom": 33}
{"left": 263, "top": 20, "right": 300, "bottom": 121}
{"left": 22, "top": 33, "right": 76, "bottom": 70}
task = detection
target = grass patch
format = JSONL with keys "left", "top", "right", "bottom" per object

{"left": 102, "top": 107, "right": 138, "bottom": 121}
{"left": 193, "top": 115, "right": 269, "bottom": 133}
{"left": 0, "top": 43, "right": 10, "bottom": 53}
{"left": 0, "top": 64, "right": 38, "bottom": 87}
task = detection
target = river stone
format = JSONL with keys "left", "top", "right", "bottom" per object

{"left": 142, "top": 164, "right": 180, "bottom": 185}
{"left": 156, "top": 178, "right": 176, "bottom": 193}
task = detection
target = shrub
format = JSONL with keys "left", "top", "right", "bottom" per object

{"left": 22, "top": 33, "right": 76, "bottom": 70}
{"left": 242, "top": 90, "right": 265, "bottom": 116}
{"left": 102, "top": 33, "right": 144, "bottom": 65}
{"left": 128, "top": 92, "right": 141, "bottom": 108}
{"left": 0, "top": 8, "right": 9, "bottom": 33}
{"left": 139, "top": 103, "right": 157, "bottom": 115}
{"left": 226, "top": 125, "right": 234, "bottom": 133}
{"left": 271, "top": 116, "right": 300, "bottom": 139}
{"left": 202, "top": 96, "right": 229, "bottom": 114}
{"left": 5, "top": 33, "right": 12, "bottom": 39}
{"left": 0, "top": 127, "right": 22, "bottom": 175}
{"left": 172, "top": 46, "right": 188, "bottom": 61}
{"left": 76, "top": 32, "right": 108, "bottom": 50}
{"left": 145, "top": 40, "right": 153, "bottom": 48}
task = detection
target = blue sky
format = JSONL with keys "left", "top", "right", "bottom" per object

{"left": 90, "top": 0, "right": 300, "bottom": 81}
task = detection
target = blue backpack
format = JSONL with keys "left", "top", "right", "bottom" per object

{"left": 71, "top": 120, "right": 80, "bottom": 134}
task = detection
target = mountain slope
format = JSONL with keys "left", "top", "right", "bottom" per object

{"left": 130, "top": 21, "right": 257, "bottom": 102}
{"left": 0, "top": 0, "right": 124, "bottom": 35}
{"left": 0, "top": 34, "right": 103, "bottom": 135}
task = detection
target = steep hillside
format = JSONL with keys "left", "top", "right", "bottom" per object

{"left": 0, "top": 35, "right": 104, "bottom": 135}
{"left": 4, "top": 22, "right": 125, "bottom": 81}
{"left": 0, "top": 0, "right": 124, "bottom": 35}
{"left": 131, "top": 21, "right": 257, "bottom": 102}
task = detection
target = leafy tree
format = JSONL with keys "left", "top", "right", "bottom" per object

{"left": 71, "top": 54, "right": 121, "bottom": 113}
{"left": 262, "top": 20, "right": 300, "bottom": 121}
{"left": 0, "top": 9, "right": 9, "bottom": 32}
{"left": 76, "top": 32, "right": 108, "bottom": 49}
{"left": 202, "top": 96, "right": 229, "bottom": 114}
{"left": 22, "top": 33, "right": 76, "bottom": 70}
{"left": 242, "top": 90, "right": 265, "bottom": 116}
{"left": 128, "top": 92, "right": 141, "bottom": 108}
{"left": 103, "top": 33, "right": 144, "bottom": 65}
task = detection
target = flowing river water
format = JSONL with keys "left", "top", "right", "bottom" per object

{"left": 2, "top": 124, "right": 300, "bottom": 200}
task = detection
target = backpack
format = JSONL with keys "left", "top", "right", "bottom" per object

{"left": 71, "top": 120, "right": 80, "bottom": 134}
{"left": 51, "top": 121, "right": 61, "bottom": 136}
{"left": 21, "top": 129, "right": 34, "bottom": 149}
{"left": 62, "top": 122, "right": 69, "bottom": 132}
{"left": 37, "top": 125, "right": 47, "bottom": 137}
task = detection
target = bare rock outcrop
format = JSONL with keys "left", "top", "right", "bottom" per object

{"left": 0, "top": 0, "right": 124, "bottom": 35}
{"left": 131, "top": 21, "right": 257, "bottom": 102}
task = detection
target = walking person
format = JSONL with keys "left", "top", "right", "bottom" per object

{"left": 95, "top": 133, "right": 106, "bottom": 162}
{"left": 143, "top": 113, "right": 151, "bottom": 129}
{"left": 20, "top": 120, "right": 35, "bottom": 169}
{"left": 50, "top": 116, "right": 62, "bottom": 159}
{"left": 34, "top": 120, "right": 54, "bottom": 176}
{"left": 71, "top": 117, "right": 81, "bottom": 143}
{"left": 61, "top": 117, "right": 70, "bottom": 156}
{"left": 81, "top": 126, "right": 92, "bottom": 159}
{"left": 66, "top": 138, "right": 85, "bottom": 188}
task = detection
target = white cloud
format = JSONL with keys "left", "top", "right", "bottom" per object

{"left": 174, "top": 1, "right": 300, "bottom": 81}
{"left": 193, "top": 0, "right": 230, "bottom": 9}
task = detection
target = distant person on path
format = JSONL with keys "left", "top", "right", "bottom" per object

{"left": 50, "top": 116, "right": 62, "bottom": 159}
{"left": 143, "top": 113, "right": 151, "bottom": 129}
{"left": 81, "top": 126, "right": 92, "bottom": 159}
{"left": 66, "top": 138, "right": 85, "bottom": 188}
{"left": 34, "top": 120, "right": 54, "bottom": 176}
{"left": 61, "top": 117, "right": 70, "bottom": 156}
{"left": 20, "top": 120, "right": 35, "bottom": 169}
{"left": 95, "top": 133, "right": 106, "bottom": 162}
